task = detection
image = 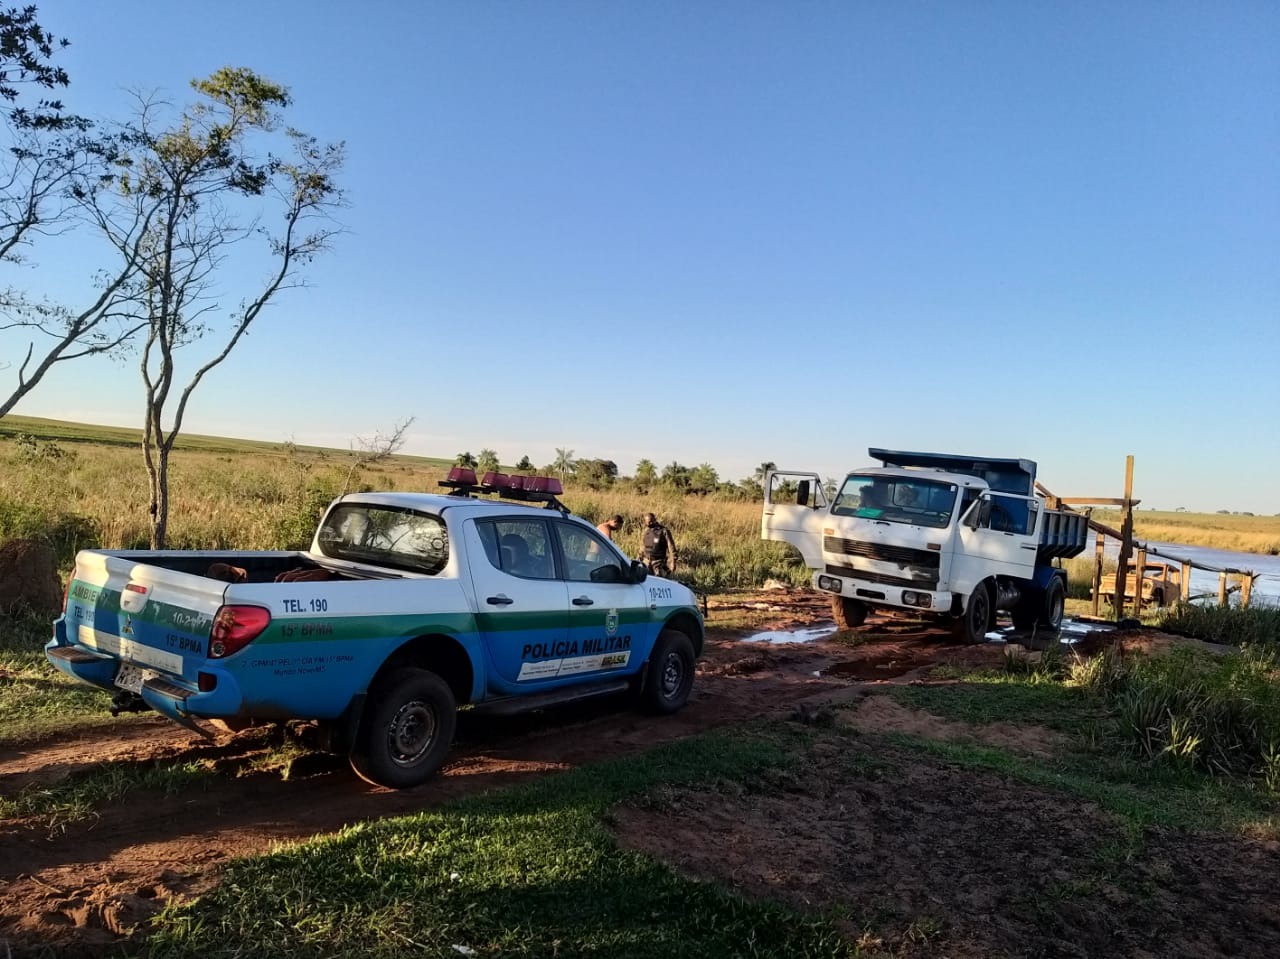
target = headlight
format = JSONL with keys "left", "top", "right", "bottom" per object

{"left": 818, "top": 575, "right": 842, "bottom": 593}
{"left": 902, "top": 590, "right": 933, "bottom": 608}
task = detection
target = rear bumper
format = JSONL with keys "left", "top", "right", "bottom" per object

{"left": 47, "top": 622, "right": 244, "bottom": 722}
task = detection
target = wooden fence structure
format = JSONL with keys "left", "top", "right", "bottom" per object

{"left": 1037, "top": 455, "right": 1259, "bottom": 619}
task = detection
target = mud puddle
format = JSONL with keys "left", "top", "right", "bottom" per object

{"left": 740, "top": 624, "right": 837, "bottom": 644}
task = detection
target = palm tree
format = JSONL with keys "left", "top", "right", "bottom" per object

{"left": 553, "top": 447, "right": 576, "bottom": 479}
{"left": 754, "top": 461, "right": 777, "bottom": 484}
{"left": 454, "top": 451, "right": 477, "bottom": 469}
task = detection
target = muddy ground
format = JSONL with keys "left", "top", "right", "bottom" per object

{"left": 0, "top": 592, "right": 1269, "bottom": 957}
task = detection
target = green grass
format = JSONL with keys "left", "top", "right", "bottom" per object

{"left": 147, "top": 726, "right": 857, "bottom": 959}
{"left": 1156, "top": 603, "right": 1280, "bottom": 647}
{"left": 890, "top": 665, "right": 1098, "bottom": 733}
{"left": 887, "top": 654, "right": 1280, "bottom": 839}
{"left": 0, "top": 760, "right": 212, "bottom": 828}
{"left": 886, "top": 732, "right": 1279, "bottom": 841}
{"left": 0, "top": 612, "right": 132, "bottom": 745}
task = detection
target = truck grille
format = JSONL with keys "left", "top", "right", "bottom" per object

{"left": 825, "top": 563, "right": 939, "bottom": 590}
{"left": 823, "top": 536, "right": 940, "bottom": 569}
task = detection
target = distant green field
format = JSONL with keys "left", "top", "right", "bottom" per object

{"left": 0, "top": 414, "right": 455, "bottom": 466}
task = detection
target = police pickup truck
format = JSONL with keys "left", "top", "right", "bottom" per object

{"left": 47, "top": 471, "right": 704, "bottom": 788}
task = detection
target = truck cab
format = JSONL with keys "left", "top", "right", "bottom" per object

{"left": 763, "top": 449, "right": 1086, "bottom": 641}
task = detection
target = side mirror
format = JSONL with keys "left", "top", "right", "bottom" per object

{"left": 629, "top": 559, "right": 648, "bottom": 584}
{"left": 797, "top": 479, "right": 811, "bottom": 507}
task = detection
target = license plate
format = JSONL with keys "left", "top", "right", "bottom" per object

{"left": 114, "top": 662, "right": 150, "bottom": 694}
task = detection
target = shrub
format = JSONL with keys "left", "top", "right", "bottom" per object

{"left": 1079, "top": 645, "right": 1280, "bottom": 786}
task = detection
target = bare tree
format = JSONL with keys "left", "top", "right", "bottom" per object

{"left": 343, "top": 417, "right": 415, "bottom": 494}
{"left": 0, "top": 6, "right": 151, "bottom": 416}
{"left": 83, "top": 67, "right": 344, "bottom": 547}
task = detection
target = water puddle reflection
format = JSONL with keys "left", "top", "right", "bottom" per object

{"left": 741, "top": 625, "right": 837, "bottom": 645}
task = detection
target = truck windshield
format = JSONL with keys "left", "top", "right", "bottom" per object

{"left": 316, "top": 504, "right": 449, "bottom": 575}
{"left": 830, "top": 474, "right": 958, "bottom": 530}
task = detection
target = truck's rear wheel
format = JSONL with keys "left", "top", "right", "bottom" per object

{"left": 1042, "top": 577, "right": 1066, "bottom": 630}
{"left": 350, "top": 667, "right": 456, "bottom": 789}
{"left": 832, "top": 595, "right": 868, "bottom": 630}
{"left": 640, "top": 628, "right": 695, "bottom": 714}
{"left": 952, "top": 584, "right": 992, "bottom": 644}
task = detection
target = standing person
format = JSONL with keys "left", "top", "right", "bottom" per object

{"left": 596, "top": 515, "right": 623, "bottom": 540}
{"left": 640, "top": 512, "right": 677, "bottom": 577}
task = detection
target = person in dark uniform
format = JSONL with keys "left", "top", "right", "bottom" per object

{"left": 640, "top": 512, "right": 677, "bottom": 576}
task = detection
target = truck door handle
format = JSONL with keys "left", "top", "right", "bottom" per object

{"left": 572, "top": 596, "right": 594, "bottom": 606}
{"left": 486, "top": 594, "right": 514, "bottom": 606}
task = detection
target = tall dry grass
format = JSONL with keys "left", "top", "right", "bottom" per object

{"left": 2, "top": 425, "right": 1276, "bottom": 592}
{"left": 0, "top": 435, "right": 806, "bottom": 591}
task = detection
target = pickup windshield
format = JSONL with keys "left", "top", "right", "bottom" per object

{"left": 831, "top": 474, "right": 958, "bottom": 530}
{"left": 316, "top": 504, "right": 449, "bottom": 575}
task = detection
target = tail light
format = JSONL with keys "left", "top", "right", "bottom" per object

{"left": 209, "top": 605, "right": 271, "bottom": 658}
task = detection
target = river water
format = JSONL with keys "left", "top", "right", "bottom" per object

{"left": 1090, "top": 534, "right": 1280, "bottom": 606}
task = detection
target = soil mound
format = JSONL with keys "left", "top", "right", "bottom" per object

{"left": 0, "top": 538, "right": 61, "bottom": 616}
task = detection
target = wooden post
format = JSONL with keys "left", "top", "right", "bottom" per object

{"left": 1091, "top": 532, "right": 1105, "bottom": 617}
{"left": 1133, "top": 547, "right": 1147, "bottom": 616}
{"left": 1217, "top": 571, "right": 1228, "bottom": 607}
{"left": 1180, "top": 562, "right": 1191, "bottom": 602}
{"left": 1112, "top": 456, "right": 1135, "bottom": 619}
{"left": 1242, "top": 575, "right": 1253, "bottom": 608}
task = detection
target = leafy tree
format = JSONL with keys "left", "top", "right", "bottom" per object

{"left": 574, "top": 458, "right": 617, "bottom": 490}
{"left": 513, "top": 454, "right": 534, "bottom": 474}
{"left": 689, "top": 462, "right": 718, "bottom": 495}
{"left": 476, "top": 448, "right": 499, "bottom": 475}
{"left": 0, "top": 4, "right": 78, "bottom": 130}
{"left": 738, "top": 477, "right": 763, "bottom": 499}
{"left": 633, "top": 458, "right": 656, "bottom": 493}
{"left": 661, "top": 461, "right": 690, "bottom": 491}
{"left": 455, "top": 451, "right": 477, "bottom": 469}
{"left": 84, "top": 67, "right": 344, "bottom": 547}
{"left": 553, "top": 447, "right": 576, "bottom": 480}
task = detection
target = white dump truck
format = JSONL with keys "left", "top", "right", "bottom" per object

{"left": 762, "top": 449, "right": 1088, "bottom": 642}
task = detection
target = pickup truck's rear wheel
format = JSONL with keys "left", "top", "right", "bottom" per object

{"left": 350, "top": 667, "right": 456, "bottom": 789}
{"left": 952, "top": 584, "right": 992, "bottom": 644}
{"left": 640, "top": 628, "right": 695, "bottom": 714}
{"left": 832, "top": 595, "right": 868, "bottom": 630}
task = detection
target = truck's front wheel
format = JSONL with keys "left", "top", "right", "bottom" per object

{"left": 952, "top": 584, "right": 992, "bottom": 644}
{"left": 832, "top": 595, "right": 868, "bottom": 630}
{"left": 350, "top": 667, "right": 457, "bottom": 789}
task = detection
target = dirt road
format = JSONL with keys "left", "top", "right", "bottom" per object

{"left": 0, "top": 592, "right": 1009, "bottom": 957}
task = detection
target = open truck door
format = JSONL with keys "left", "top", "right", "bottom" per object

{"left": 761, "top": 470, "right": 828, "bottom": 569}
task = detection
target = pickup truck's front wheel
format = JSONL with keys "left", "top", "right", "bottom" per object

{"left": 351, "top": 667, "right": 457, "bottom": 789}
{"left": 640, "top": 628, "right": 695, "bottom": 714}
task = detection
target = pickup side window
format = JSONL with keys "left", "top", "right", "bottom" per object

{"left": 476, "top": 518, "right": 557, "bottom": 580}
{"left": 316, "top": 504, "right": 449, "bottom": 575}
{"left": 555, "top": 522, "right": 627, "bottom": 584}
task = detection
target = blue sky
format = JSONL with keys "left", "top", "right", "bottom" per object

{"left": 6, "top": 2, "right": 1278, "bottom": 512}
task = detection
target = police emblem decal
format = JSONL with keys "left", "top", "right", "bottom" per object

{"left": 605, "top": 609, "right": 619, "bottom": 637}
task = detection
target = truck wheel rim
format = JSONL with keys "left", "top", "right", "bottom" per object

{"left": 661, "top": 653, "right": 685, "bottom": 698}
{"left": 388, "top": 700, "right": 436, "bottom": 766}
